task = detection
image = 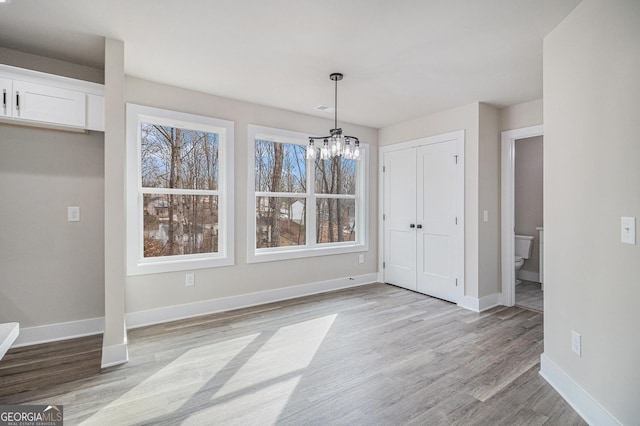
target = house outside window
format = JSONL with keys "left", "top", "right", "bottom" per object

{"left": 248, "top": 125, "right": 367, "bottom": 263}
{"left": 126, "top": 104, "right": 234, "bottom": 275}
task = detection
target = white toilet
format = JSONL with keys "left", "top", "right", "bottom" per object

{"left": 514, "top": 235, "right": 534, "bottom": 284}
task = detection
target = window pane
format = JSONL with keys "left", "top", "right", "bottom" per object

{"left": 256, "top": 197, "right": 306, "bottom": 248}
{"left": 255, "top": 140, "right": 306, "bottom": 193}
{"left": 316, "top": 198, "right": 356, "bottom": 243}
{"left": 314, "top": 156, "right": 357, "bottom": 194}
{"left": 143, "top": 193, "right": 218, "bottom": 257}
{"left": 141, "top": 123, "right": 219, "bottom": 190}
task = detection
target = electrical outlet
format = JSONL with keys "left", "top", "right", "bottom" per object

{"left": 358, "top": 254, "right": 365, "bottom": 264}
{"left": 67, "top": 206, "right": 80, "bottom": 222}
{"left": 621, "top": 217, "right": 636, "bottom": 245}
{"left": 185, "top": 273, "right": 195, "bottom": 287}
{"left": 571, "top": 331, "right": 582, "bottom": 357}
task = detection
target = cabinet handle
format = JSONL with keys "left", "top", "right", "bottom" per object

{"left": 2, "top": 89, "right": 5, "bottom": 110}
{"left": 16, "top": 91, "right": 20, "bottom": 112}
{"left": 410, "top": 224, "right": 415, "bottom": 228}
{"left": 416, "top": 224, "right": 422, "bottom": 229}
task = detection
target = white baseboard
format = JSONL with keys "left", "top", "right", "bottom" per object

{"left": 9, "top": 274, "right": 378, "bottom": 349}
{"left": 517, "top": 269, "right": 540, "bottom": 283}
{"left": 12, "top": 317, "right": 104, "bottom": 348}
{"left": 539, "top": 354, "right": 621, "bottom": 426}
{"left": 457, "top": 293, "right": 500, "bottom": 312}
{"left": 101, "top": 342, "right": 129, "bottom": 368}
{"left": 126, "top": 273, "right": 378, "bottom": 329}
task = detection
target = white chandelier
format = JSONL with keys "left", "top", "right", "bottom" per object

{"left": 307, "top": 73, "right": 361, "bottom": 161}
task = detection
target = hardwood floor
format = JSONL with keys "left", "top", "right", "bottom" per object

{"left": 516, "top": 280, "right": 544, "bottom": 312}
{"left": 0, "top": 284, "right": 584, "bottom": 425}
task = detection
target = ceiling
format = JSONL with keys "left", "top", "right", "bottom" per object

{"left": 0, "top": 0, "right": 580, "bottom": 128}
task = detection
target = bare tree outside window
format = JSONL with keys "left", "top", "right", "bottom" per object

{"left": 141, "top": 123, "right": 219, "bottom": 257}
{"left": 255, "top": 139, "right": 307, "bottom": 248}
{"left": 315, "top": 156, "right": 357, "bottom": 243}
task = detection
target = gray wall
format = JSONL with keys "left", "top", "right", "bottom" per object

{"left": 0, "top": 51, "right": 105, "bottom": 328}
{"left": 124, "top": 77, "right": 379, "bottom": 314}
{"left": 514, "top": 135, "right": 543, "bottom": 274}
{"left": 499, "top": 98, "right": 543, "bottom": 132}
{"left": 378, "top": 102, "right": 501, "bottom": 300}
{"left": 0, "top": 125, "right": 105, "bottom": 327}
{"left": 544, "top": 0, "right": 640, "bottom": 423}
{"left": 0, "top": 47, "right": 103, "bottom": 84}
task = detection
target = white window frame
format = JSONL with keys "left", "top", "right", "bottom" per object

{"left": 247, "top": 124, "right": 368, "bottom": 263}
{"left": 126, "top": 103, "right": 234, "bottom": 275}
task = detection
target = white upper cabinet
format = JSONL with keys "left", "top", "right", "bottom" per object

{"left": 13, "top": 80, "right": 86, "bottom": 127}
{"left": 0, "top": 64, "right": 104, "bottom": 131}
{"left": 0, "top": 77, "right": 12, "bottom": 118}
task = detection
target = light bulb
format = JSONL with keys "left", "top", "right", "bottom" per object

{"left": 344, "top": 144, "right": 352, "bottom": 159}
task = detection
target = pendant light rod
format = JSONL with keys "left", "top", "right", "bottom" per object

{"left": 330, "top": 72, "right": 342, "bottom": 130}
{"left": 307, "top": 72, "right": 361, "bottom": 160}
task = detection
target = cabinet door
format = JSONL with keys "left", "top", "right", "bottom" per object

{"left": 13, "top": 80, "right": 86, "bottom": 127}
{"left": 0, "top": 78, "right": 11, "bottom": 118}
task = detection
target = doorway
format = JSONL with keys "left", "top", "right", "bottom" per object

{"left": 380, "top": 130, "right": 464, "bottom": 304}
{"left": 500, "top": 125, "right": 544, "bottom": 308}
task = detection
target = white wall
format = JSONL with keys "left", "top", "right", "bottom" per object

{"left": 124, "top": 77, "right": 379, "bottom": 314}
{"left": 543, "top": 0, "right": 640, "bottom": 423}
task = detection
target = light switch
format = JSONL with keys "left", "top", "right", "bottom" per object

{"left": 67, "top": 206, "right": 80, "bottom": 222}
{"left": 621, "top": 217, "right": 636, "bottom": 245}
{"left": 483, "top": 210, "right": 489, "bottom": 222}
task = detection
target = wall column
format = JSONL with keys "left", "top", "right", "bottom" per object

{"left": 101, "top": 38, "right": 128, "bottom": 368}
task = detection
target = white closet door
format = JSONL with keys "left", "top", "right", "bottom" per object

{"left": 383, "top": 148, "right": 417, "bottom": 291}
{"left": 416, "top": 140, "right": 459, "bottom": 302}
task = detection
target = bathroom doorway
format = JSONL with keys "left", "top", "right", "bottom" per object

{"left": 500, "top": 125, "right": 544, "bottom": 310}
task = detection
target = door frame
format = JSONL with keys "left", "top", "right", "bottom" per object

{"left": 379, "top": 130, "right": 465, "bottom": 303}
{"left": 500, "top": 125, "right": 543, "bottom": 306}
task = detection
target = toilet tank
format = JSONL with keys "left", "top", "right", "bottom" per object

{"left": 515, "top": 235, "right": 534, "bottom": 259}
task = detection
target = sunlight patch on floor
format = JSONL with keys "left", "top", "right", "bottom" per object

{"left": 80, "top": 314, "right": 336, "bottom": 425}
{"left": 80, "top": 333, "right": 260, "bottom": 425}
{"left": 186, "top": 314, "right": 337, "bottom": 425}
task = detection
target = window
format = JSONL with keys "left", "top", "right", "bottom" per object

{"left": 248, "top": 125, "right": 367, "bottom": 263}
{"left": 126, "top": 104, "right": 234, "bottom": 275}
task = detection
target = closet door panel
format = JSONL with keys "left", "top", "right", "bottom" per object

{"left": 383, "top": 148, "right": 417, "bottom": 291}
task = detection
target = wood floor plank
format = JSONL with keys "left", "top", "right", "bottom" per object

{"left": 0, "top": 283, "right": 585, "bottom": 425}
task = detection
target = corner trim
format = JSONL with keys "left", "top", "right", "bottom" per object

{"left": 101, "top": 342, "right": 129, "bottom": 368}
{"left": 458, "top": 293, "right": 500, "bottom": 312}
{"left": 539, "top": 354, "right": 621, "bottom": 426}
{"left": 12, "top": 317, "right": 104, "bottom": 348}
{"left": 126, "top": 273, "right": 379, "bottom": 329}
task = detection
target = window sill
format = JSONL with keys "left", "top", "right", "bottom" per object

{"left": 127, "top": 254, "right": 234, "bottom": 276}
{"left": 247, "top": 242, "right": 367, "bottom": 264}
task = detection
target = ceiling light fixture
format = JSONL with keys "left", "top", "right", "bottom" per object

{"left": 307, "top": 73, "right": 361, "bottom": 161}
